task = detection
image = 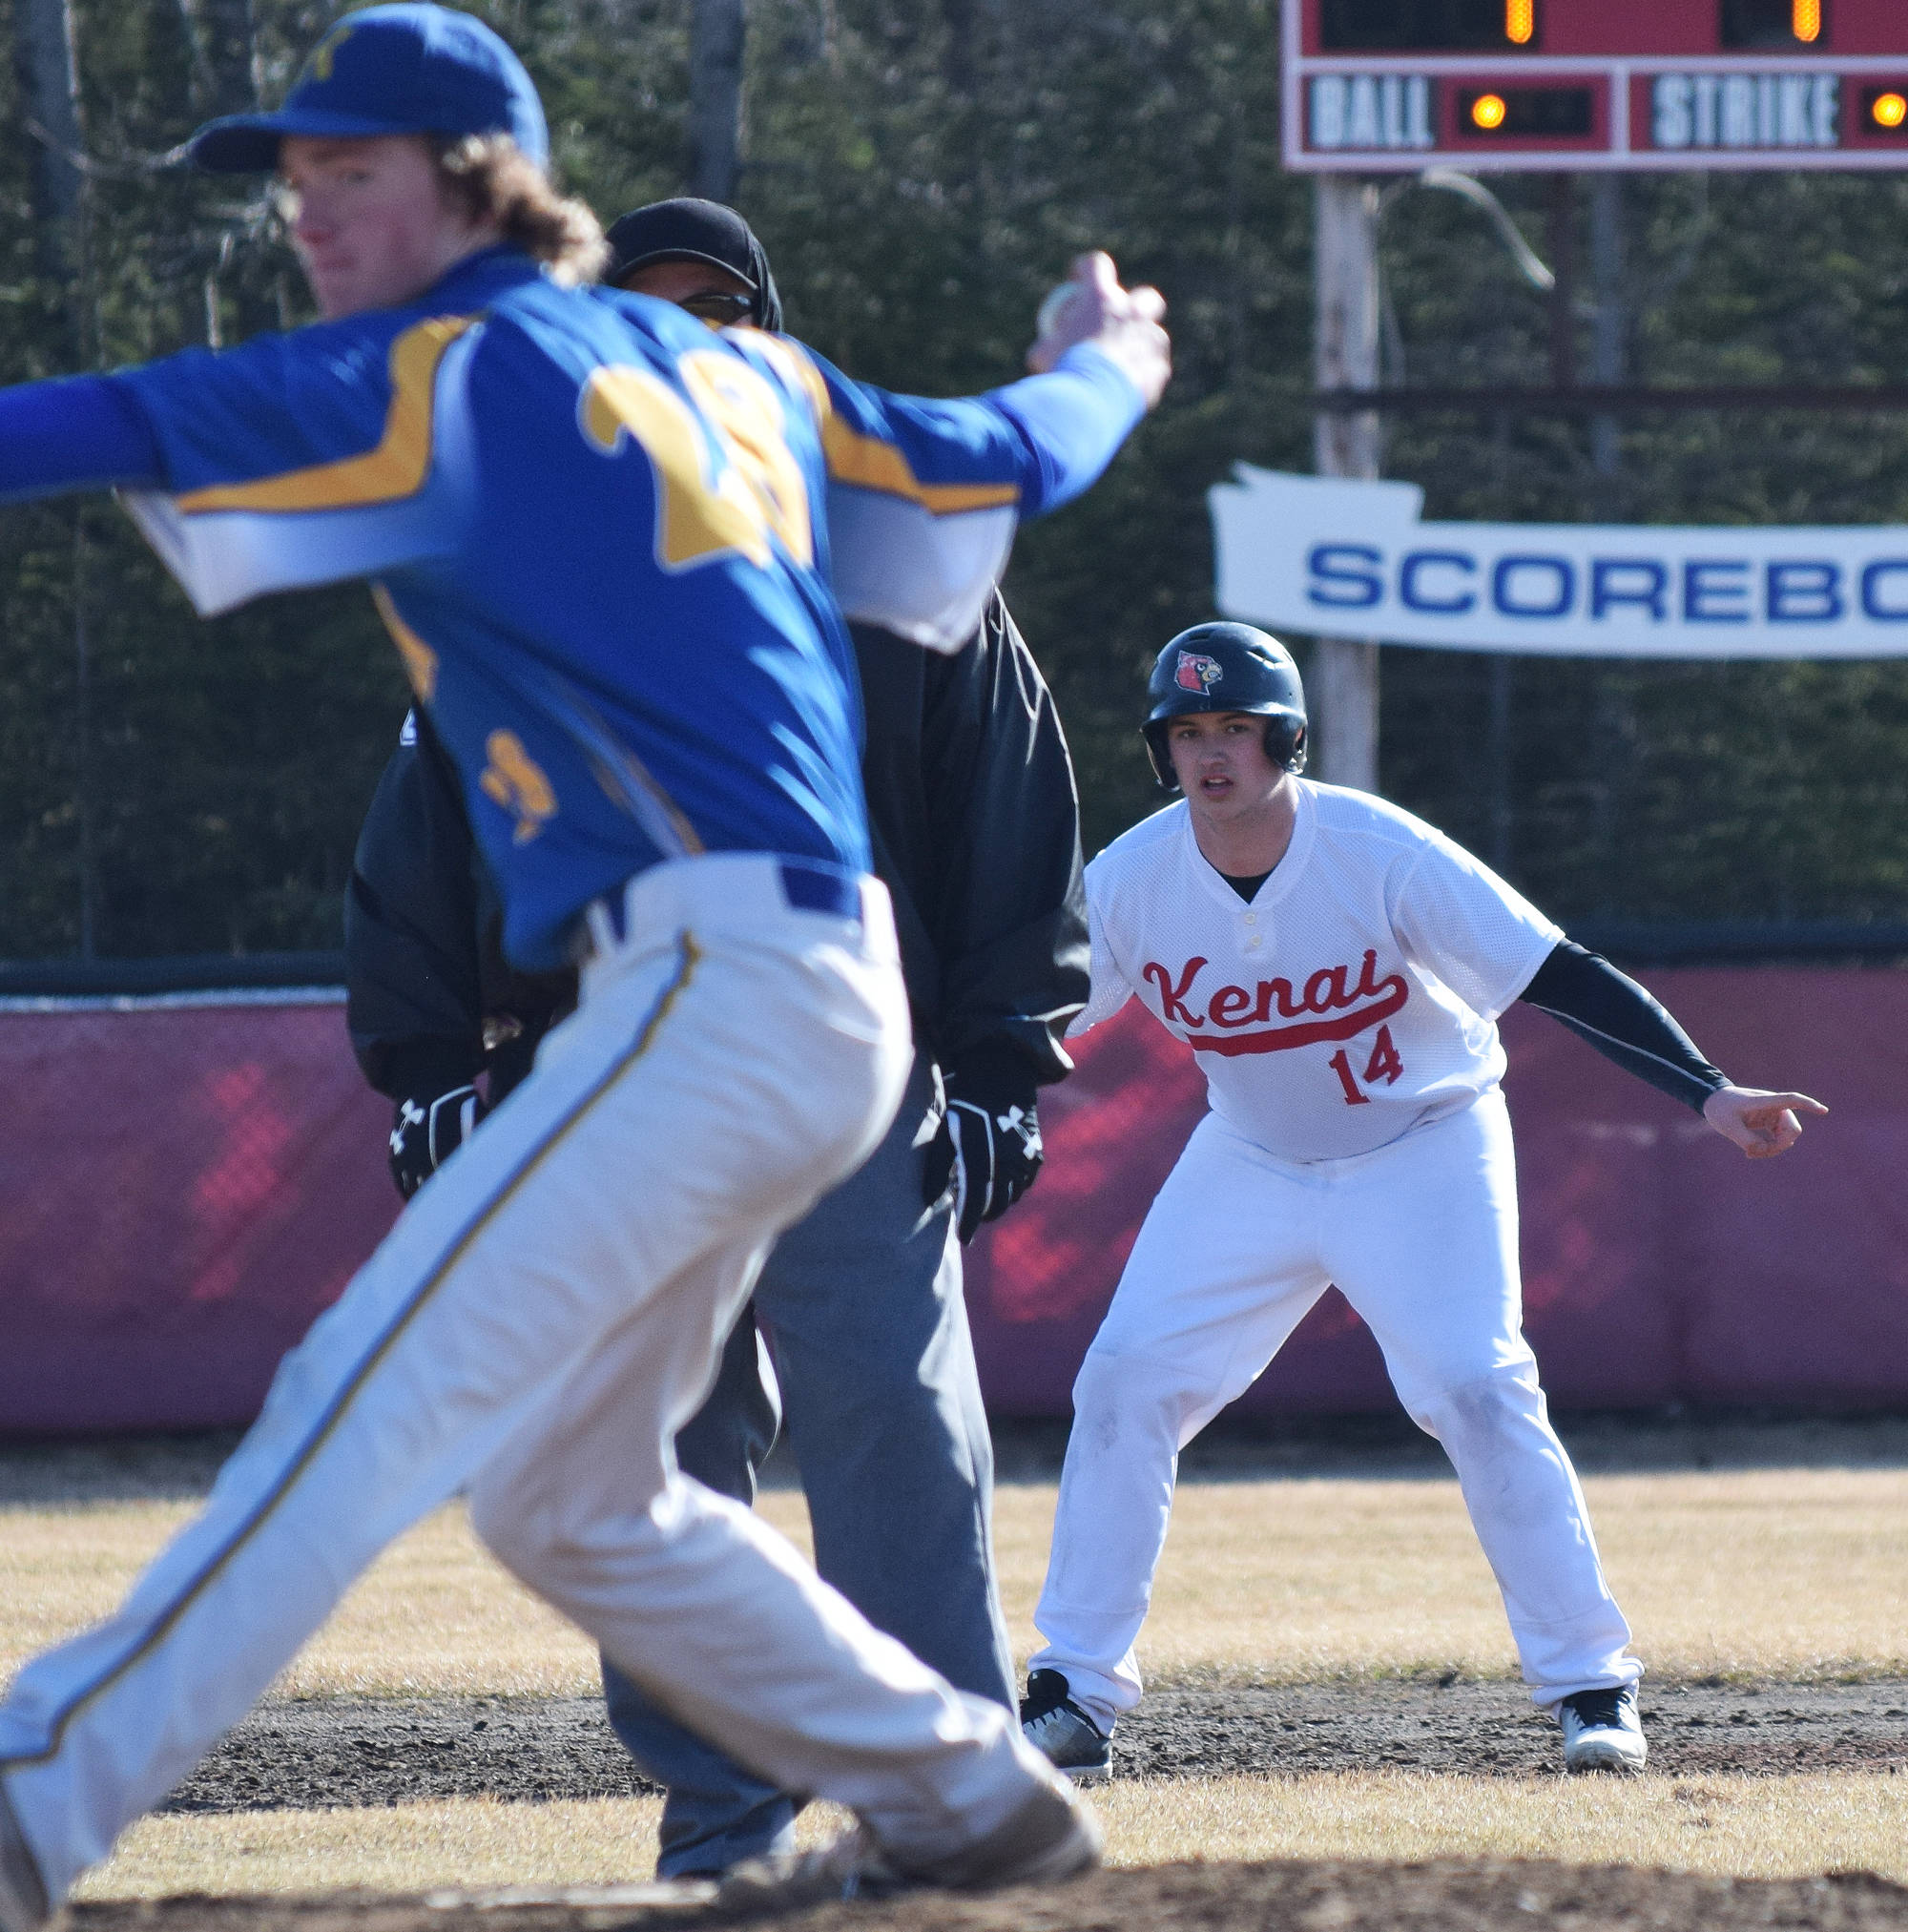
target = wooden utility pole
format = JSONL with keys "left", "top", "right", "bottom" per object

{"left": 1587, "top": 173, "right": 1629, "bottom": 905}
{"left": 1588, "top": 172, "right": 1625, "bottom": 486}
{"left": 1312, "top": 176, "right": 1381, "bottom": 793}
{"left": 688, "top": 0, "right": 744, "bottom": 202}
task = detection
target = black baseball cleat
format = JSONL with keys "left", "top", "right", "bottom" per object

{"left": 1020, "top": 1669, "right": 1113, "bottom": 1782}
{"left": 1559, "top": 1684, "right": 1648, "bottom": 1775}
{"left": 0, "top": 1781, "right": 50, "bottom": 1932}
{"left": 713, "top": 1776, "right": 1100, "bottom": 1914}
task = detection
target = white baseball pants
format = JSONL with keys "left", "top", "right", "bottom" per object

{"left": 0, "top": 853, "right": 1067, "bottom": 1902}
{"left": 1030, "top": 1091, "right": 1640, "bottom": 1730}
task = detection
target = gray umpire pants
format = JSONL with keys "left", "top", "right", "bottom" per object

{"left": 601, "top": 1052, "right": 1017, "bottom": 1876}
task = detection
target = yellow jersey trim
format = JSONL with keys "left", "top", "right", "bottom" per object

{"left": 370, "top": 583, "right": 439, "bottom": 702}
{"left": 745, "top": 334, "right": 1018, "bottom": 516}
{"left": 587, "top": 738, "right": 707, "bottom": 858}
{"left": 820, "top": 417, "right": 1020, "bottom": 515}
{"left": 479, "top": 728, "right": 560, "bottom": 845}
{"left": 175, "top": 316, "right": 476, "bottom": 516}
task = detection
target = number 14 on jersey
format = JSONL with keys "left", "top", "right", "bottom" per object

{"left": 1329, "top": 1026, "right": 1403, "bottom": 1106}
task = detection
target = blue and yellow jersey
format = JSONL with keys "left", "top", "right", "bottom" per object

{"left": 109, "top": 247, "right": 1142, "bottom": 968}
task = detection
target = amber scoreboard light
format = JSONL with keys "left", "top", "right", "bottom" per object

{"left": 1288, "top": 0, "right": 1908, "bottom": 170}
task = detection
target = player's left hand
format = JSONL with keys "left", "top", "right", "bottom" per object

{"left": 1700, "top": 1084, "right": 1827, "bottom": 1159}
{"left": 922, "top": 1064, "right": 1046, "bottom": 1242}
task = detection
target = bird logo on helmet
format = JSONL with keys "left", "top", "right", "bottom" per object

{"left": 1173, "top": 651, "right": 1224, "bottom": 694}
{"left": 1142, "top": 622, "right": 1307, "bottom": 792}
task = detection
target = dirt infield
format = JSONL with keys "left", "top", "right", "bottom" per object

{"left": 26, "top": 1428, "right": 1908, "bottom": 1925}
{"left": 65, "top": 1859, "right": 1908, "bottom": 1930}
{"left": 157, "top": 1680, "right": 1908, "bottom": 1816}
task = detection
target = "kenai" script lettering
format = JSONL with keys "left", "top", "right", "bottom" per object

{"left": 1139, "top": 950, "right": 1409, "bottom": 1056}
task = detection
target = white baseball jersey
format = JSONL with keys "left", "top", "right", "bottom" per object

{"left": 1073, "top": 781, "right": 1561, "bottom": 1161}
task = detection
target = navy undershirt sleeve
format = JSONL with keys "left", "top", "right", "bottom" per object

{"left": 0, "top": 375, "right": 165, "bottom": 504}
{"left": 1520, "top": 939, "right": 1729, "bottom": 1112}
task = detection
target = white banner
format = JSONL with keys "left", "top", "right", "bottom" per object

{"left": 1210, "top": 466, "right": 1908, "bottom": 658}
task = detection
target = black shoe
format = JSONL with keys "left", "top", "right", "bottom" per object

{"left": 1019, "top": 1669, "right": 1112, "bottom": 1782}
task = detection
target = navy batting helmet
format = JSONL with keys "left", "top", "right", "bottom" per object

{"left": 1142, "top": 623, "right": 1307, "bottom": 790}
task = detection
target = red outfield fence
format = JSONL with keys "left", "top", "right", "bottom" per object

{"left": 3, "top": 969, "right": 1905, "bottom": 1436}
{"left": 0, "top": 1000, "right": 399, "bottom": 1435}
{"left": 969, "top": 971, "right": 1908, "bottom": 1418}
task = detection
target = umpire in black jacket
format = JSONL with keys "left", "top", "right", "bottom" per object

{"left": 344, "top": 199, "right": 1089, "bottom": 1879}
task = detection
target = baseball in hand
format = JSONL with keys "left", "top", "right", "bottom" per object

{"left": 1026, "top": 251, "right": 1171, "bottom": 405}
{"left": 1036, "top": 280, "right": 1085, "bottom": 342}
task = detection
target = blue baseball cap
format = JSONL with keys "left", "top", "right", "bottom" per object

{"left": 188, "top": 4, "right": 549, "bottom": 174}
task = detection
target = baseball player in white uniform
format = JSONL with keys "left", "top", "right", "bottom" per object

{"left": 1019, "top": 623, "right": 1825, "bottom": 1781}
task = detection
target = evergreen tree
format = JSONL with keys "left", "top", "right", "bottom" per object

{"left": 0, "top": 0, "right": 1904, "bottom": 960}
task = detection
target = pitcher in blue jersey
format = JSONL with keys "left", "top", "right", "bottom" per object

{"left": 0, "top": 8, "right": 1171, "bottom": 1922}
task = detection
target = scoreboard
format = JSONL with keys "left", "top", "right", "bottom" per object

{"left": 1284, "top": 0, "right": 1908, "bottom": 170}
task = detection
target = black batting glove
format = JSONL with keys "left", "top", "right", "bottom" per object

{"left": 388, "top": 1084, "right": 485, "bottom": 1201}
{"left": 922, "top": 1058, "right": 1045, "bottom": 1243}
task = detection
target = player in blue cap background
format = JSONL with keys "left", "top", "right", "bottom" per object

{"left": 0, "top": 6, "right": 1172, "bottom": 1922}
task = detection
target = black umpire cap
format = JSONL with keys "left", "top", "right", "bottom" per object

{"left": 602, "top": 197, "right": 783, "bottom": 331}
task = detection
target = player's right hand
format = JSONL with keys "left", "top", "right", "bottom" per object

{"left": 1027, "top": 251, "right": 1171, "bottom": 407}
{"left": 1700, "top": 1084, "right": 1827, "bottom": 1159}
{"left": 388, "top": 1084, "right": 486, "bottom": 1199}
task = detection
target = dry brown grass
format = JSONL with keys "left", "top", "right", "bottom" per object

{"left": 68, "top": 1773, "right": 1908, "bottom": 1900}
{"left": 69, "top": 1797, "right": 672, "bottom": 1900}
{"left": 0, "top": 1500, "right": 602, "bottom": 1699}
{"left": 10, "top": 1432, "right": 1902, "bottom": 1903}
{"left": 6, "top": 1462, "right": 1907, "bottom": 1697}
{"left": 1006, "top": 1465, "right": 1908, "bottom": 1689}
{"left": 1103, "top": 1771, "right": 1908, "bottom": 1877}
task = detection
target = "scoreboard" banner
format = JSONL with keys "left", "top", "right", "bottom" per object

{"left": 1285, "top": 0, "right": 1908, "bottom": 172}
{"left": 1211, "top": 466, "right": 1908, "bottom": 657}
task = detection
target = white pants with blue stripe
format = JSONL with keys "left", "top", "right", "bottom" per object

{"left": 0, "top": 853, "right": 1063, "bottom": 1901}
